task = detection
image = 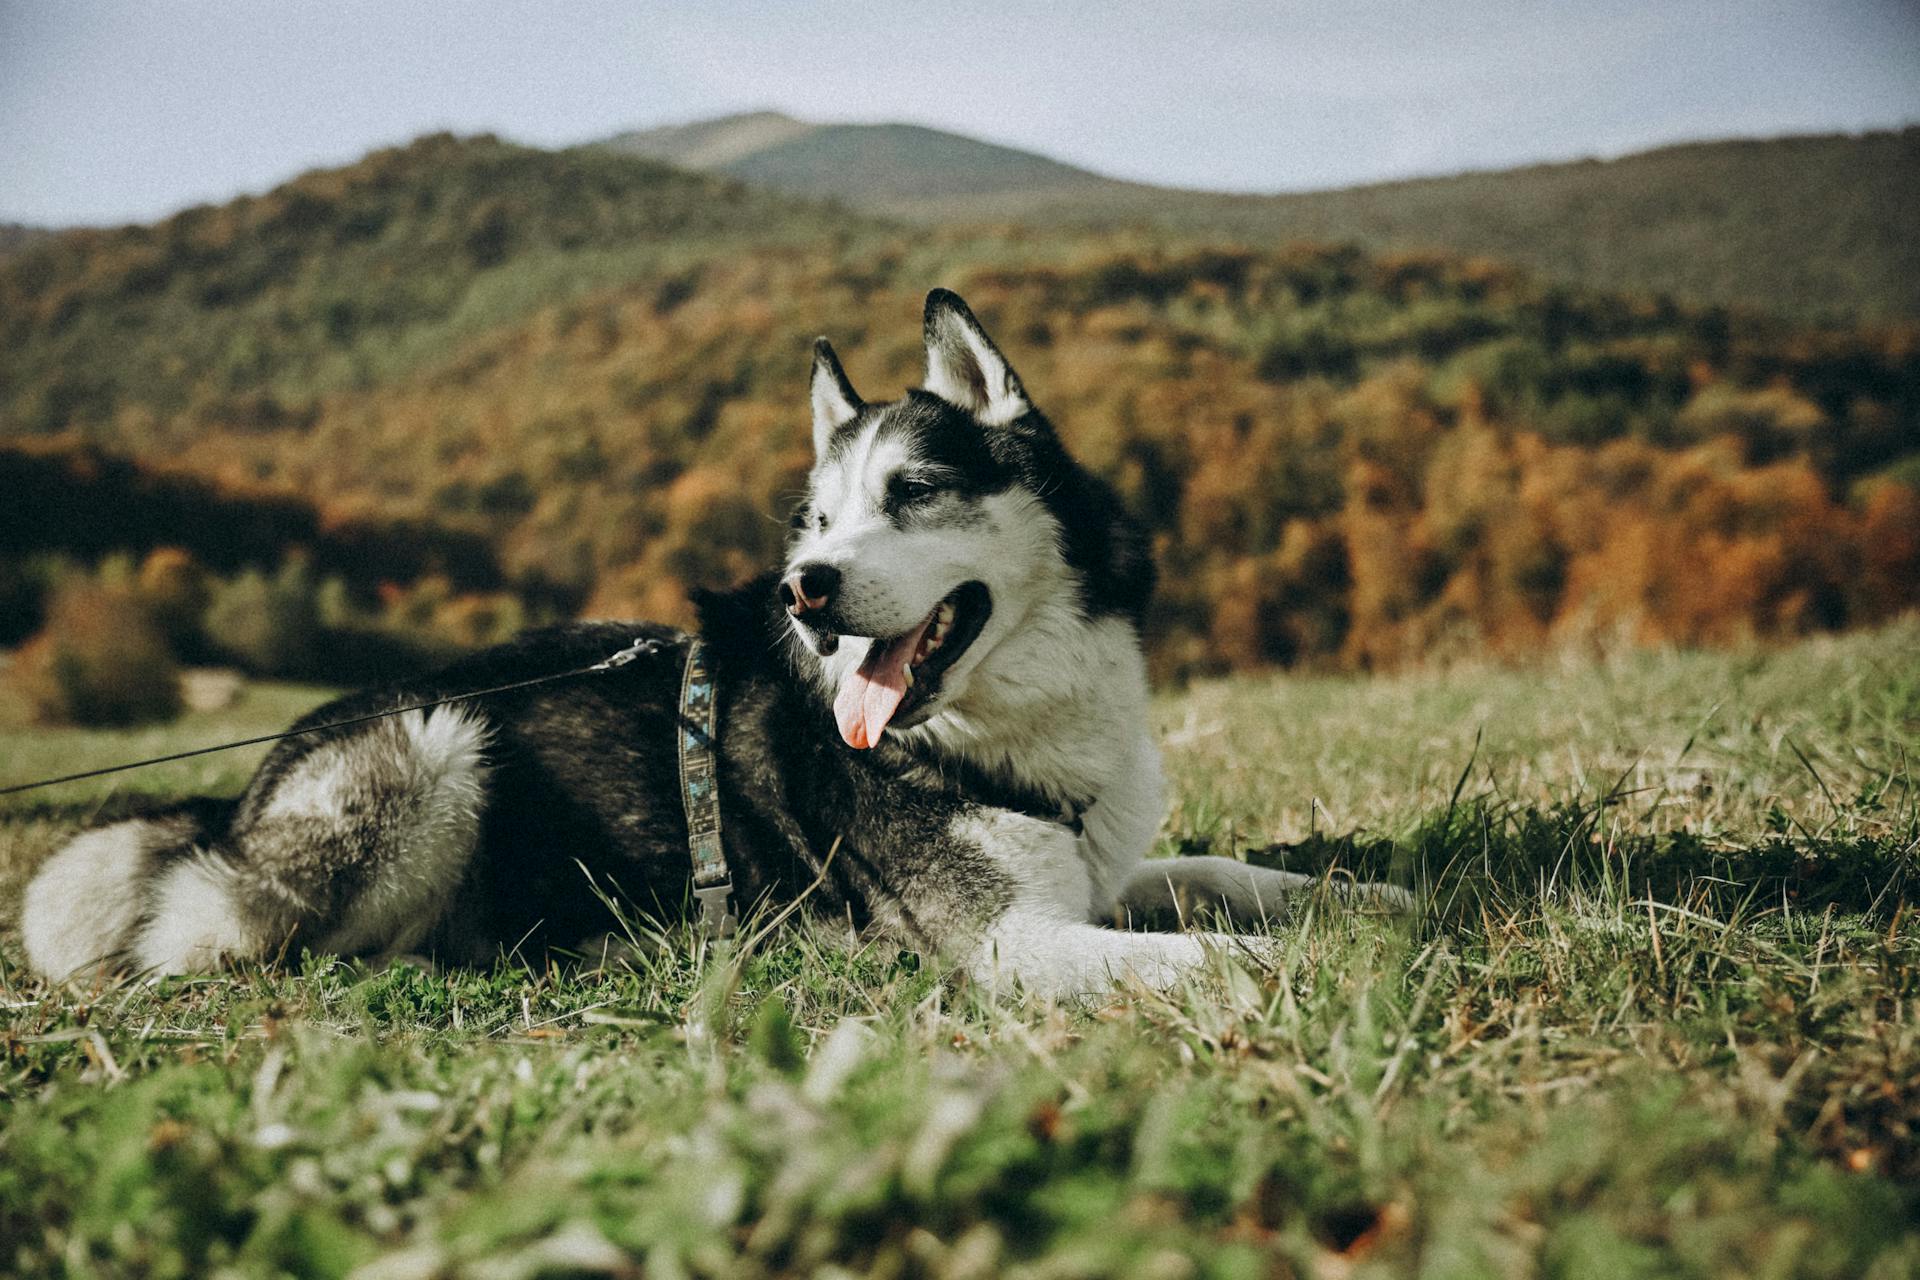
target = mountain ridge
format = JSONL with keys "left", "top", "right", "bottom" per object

{"left": 608, "top": 111, "right": 1116, "bottom": 201}
{"left": 604, "top": 114, "right": 1920, "bottom": 322}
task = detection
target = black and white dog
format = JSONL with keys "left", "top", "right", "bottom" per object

{"left": 22, "top": 291, "right": 1402, "bottom": 997}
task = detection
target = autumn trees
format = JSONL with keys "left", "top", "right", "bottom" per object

{"left": 2, "top": 138, "right": 1915, "bottom": 697}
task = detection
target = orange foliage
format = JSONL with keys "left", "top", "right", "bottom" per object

{"left": 6, "top": 240, "right": 1917, "bottom": 679}
{"left": 6, "top": 582, "right": 182, "bottom": 726}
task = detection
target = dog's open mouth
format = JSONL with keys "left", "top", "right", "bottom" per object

{"left": 833, "top": 581, "right": 991, "bottom": 749}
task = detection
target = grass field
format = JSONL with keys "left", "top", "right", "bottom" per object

{"left": 2, "top": 623, "right": 1917, "bottom": 1278}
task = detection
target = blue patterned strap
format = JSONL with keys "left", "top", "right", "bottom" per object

{"left": 677, "top": 639, "right": 735, "bottom": 938}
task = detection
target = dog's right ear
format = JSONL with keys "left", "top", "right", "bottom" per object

{"left": 810, "top": 338, "right": 863, "bottom": 455}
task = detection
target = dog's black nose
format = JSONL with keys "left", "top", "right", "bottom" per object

{"left": 779, "top": 563, "right": 840, "bottom": 618}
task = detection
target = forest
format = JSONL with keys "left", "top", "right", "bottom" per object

{"left": 0, "top": 134, "right": 1915, "bottom": 715}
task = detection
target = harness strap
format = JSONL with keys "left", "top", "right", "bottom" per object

{"left": 677, "top": 638, "right": 735, "bottom": 938}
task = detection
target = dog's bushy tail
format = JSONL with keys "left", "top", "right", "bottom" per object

{"left": 20, "top": 800, "right": 234, "bottom": 982}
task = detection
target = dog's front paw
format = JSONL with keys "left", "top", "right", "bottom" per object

{"left": 1334, "top": 880, "right": 1418, "bottom": 913}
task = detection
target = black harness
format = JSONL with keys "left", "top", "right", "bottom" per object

{"left": 675, "top": 639, "right": 736, "bottom": 938}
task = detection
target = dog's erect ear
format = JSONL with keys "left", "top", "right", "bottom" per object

{"left": 810, "top": 338, "right": 863, "bottom": 454}
{"left": 923, "top": 289, "right": 1030, "bottom": 424}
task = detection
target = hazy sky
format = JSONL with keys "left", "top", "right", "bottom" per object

{"left": 3, "top": 0, "right": 1916, "bottom": 226}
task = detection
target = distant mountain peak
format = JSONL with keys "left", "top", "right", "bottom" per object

{"left": 710, "top": 109, "right": 805, "bottom": 128}
{"left": 605, "top": 111, "right": 822, "bottom": 171}
{"left": 603, "top": 113, "right": 1112, "bottom": 201}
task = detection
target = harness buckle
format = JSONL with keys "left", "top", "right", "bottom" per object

{"left": 694, "top": 881, "right": 736, "bottom": 939}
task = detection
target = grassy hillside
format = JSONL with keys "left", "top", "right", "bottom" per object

{"left": 2, "top": 135, "right": 1916, "bottom": 681}
{"left": 608, "top": 117, "right": 1920, "bottom": 323}
{"left": 3, "top": 624, "right": 1916, "bottom": 1276}
{"left": 0, "top": 133, "right": 870, "bottom": 435}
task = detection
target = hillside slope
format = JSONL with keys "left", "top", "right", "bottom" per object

{"left": 1, "top": 135, "right": 1915, "bottom": 677}
{"left": 0, "top": 133, "right": 872, "bottom": 434}
{"left": 606, "top": 117, "right": 1920, "bottom": 322}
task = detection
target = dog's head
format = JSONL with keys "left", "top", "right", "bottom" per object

{"left": 783, "top": 289, "right": 1154, "bottom": 750}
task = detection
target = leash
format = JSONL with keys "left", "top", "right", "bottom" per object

{"left": 0, "top": 636, "right": 668, "bottom": 798}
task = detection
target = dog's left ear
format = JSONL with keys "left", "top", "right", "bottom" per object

{"left": 923, "top": 289, "right": 1030, "bottom": 424}
{"left": 811, "top": 338, "right": 863, "bottom": 455}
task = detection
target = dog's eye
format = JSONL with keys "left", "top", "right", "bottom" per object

{"left": 887, "top": 474, "right": 938, "bottom": 508}
{"left": 789, "top": 503, "right": 811, "bottom": 531}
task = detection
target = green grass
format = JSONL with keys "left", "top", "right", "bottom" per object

{"left": 3, "top": 624, "right": 1917, "bottom": 1278}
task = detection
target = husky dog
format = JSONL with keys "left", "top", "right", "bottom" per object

{"left": 21, "top": 290, "right": 1402, "bottom": 997}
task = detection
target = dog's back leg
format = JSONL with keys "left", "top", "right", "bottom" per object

{"left": 131, "top": 706, "right": 492, "bottom": 974}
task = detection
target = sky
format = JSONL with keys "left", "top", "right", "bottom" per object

{"left": 2, "top": 0, "right": 1917, "bottom": 226}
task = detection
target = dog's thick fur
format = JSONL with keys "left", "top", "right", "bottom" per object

{"left": 21, "top": 291, "right": 1400, "bottom": 997}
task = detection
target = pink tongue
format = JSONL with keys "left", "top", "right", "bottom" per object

{"left": 833, "top": 617, "right": 931, "bottom": 749}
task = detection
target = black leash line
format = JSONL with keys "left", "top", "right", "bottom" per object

{"left": 0, "top": 637, "right": 670, "bottom": 799}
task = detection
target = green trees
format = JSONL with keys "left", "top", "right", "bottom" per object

{"left": 202, "top": 561, "right": 322, "bottom": 678}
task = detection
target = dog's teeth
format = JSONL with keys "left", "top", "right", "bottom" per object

{"left": 903, "top": 666, "right": 915, "bottom": 688}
